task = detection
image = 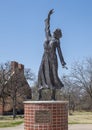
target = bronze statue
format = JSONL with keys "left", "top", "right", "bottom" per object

{"left": 38, "top": 9, "right": 67, "bottom": 100}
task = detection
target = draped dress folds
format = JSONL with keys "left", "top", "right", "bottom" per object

{"left": 38, "top": 37, "right": 64, "bottom": 90}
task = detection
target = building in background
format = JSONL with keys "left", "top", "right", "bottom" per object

{"left": 0, "top": 61, "right": 32, "bottom": 115}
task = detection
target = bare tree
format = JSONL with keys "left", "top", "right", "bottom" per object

{"left": 62, "top": 75, "right": 82, "bottom": 114}
{"left": 0, "top": 62, "right": 11, "bottom": 114}
{"left": 70, "top": 58, "right": 92, "bottom": 110}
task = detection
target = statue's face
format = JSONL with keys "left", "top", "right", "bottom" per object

{"left": 53, "top": 29, "right": 62, "bottom": 39}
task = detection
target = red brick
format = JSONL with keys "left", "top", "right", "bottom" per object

{"left": 24, "top": 101, "right": 68, "bottom": 130}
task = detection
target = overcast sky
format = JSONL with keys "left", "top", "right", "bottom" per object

{"left": 0, "top": 0, "right": 92, "bottom": 77}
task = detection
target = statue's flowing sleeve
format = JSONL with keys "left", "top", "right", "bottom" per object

{"left": 57, "top": 41, "right": 66, "bottom": 66}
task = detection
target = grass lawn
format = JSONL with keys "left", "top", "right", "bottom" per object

{"left": 0, "top": 111, "right": 92, "bottom": 127}
{"left": 68, "top": 111, "right": 92, "bottom": 124}
{"left": 0, "top": 115, "right": 24, "bottom": 128}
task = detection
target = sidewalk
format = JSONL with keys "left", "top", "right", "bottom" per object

{"left": 0, "top": 124, "right": 24, "bottom": 130}
{"left": 0, "top": 124, "right": 92, "bottom": 130}
{"left": 69, "top": 124, "right": 92, "bottom": 130}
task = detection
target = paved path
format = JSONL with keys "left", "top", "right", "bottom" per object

{"left": 0, "top": 124, "right": 92, "bottom": 130}
{"left": 0, "top": 124, "right": 24, "bottom": 130}
{"left": 69, "top": 124, "right": 92, "bottom": 130}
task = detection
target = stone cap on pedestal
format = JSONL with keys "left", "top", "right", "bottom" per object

{"left": 24, "top": 100, "right": 68, "bottom": 104}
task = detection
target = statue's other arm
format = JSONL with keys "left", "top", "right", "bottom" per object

{"left": 44, "top": 9, "right": 54, "bottom": 40}
{"left": 57, "top": 41, "right": 66, "bottom": 67}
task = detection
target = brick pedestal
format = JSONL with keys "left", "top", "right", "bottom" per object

{"left": 24, "top": 101, "right": 68, "bottom": 130}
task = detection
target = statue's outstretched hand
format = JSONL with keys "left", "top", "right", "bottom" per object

{"left": 45, "top": 9, "right": 54, "bottom": 22}
{"left": 62, "top": 62, "right": 68, "bottom": 69}
{"left": 63, "top": 66, "right": 68, "bottom": 70}
{"left": 48, "top": 9, "right": 54, "bottom": 16}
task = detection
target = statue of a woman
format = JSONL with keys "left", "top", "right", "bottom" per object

{"left": 38, "top": 9, "right": 67, "bottom": 100}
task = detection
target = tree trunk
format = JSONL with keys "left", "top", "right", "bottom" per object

{"left": 2, "top": 97, "right": 5, "bottom": 115}
{"left": 13, "top": 97, "right": 16, "bottom": 119}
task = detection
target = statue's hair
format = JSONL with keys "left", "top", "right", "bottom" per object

{"left": 53, "top": 28, "right": 62, "bottom": 38}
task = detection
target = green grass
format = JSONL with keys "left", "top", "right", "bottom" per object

{"left": 0, "top": 120, "right": 23, "bottom": 127}
{"left": 68, "top": 111, "right": 92, "bottom": 124}
{"left": 0, "top": 111, "right": 92, "bottom": 127}
{"left": 0, "top": 115, "right": 24, "bottom": 128}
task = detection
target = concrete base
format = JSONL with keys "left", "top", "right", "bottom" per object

{"left": 24, "top": 101, "right": 68, "bottom": 130}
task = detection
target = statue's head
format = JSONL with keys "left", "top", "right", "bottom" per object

{"left": 53, "top": 28, "right": 62, "bottom": 39}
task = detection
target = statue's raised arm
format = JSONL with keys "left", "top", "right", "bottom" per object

{"left": 45, "top": 9, "right": 54, "bottom": 40}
